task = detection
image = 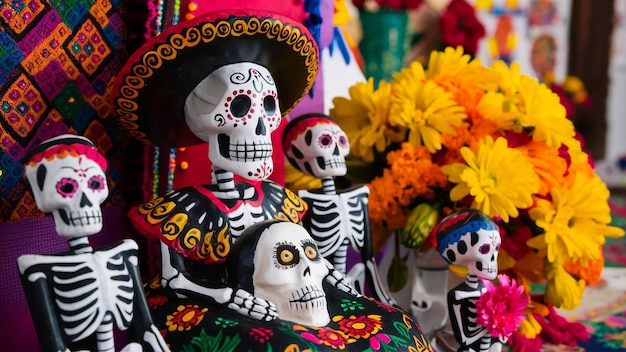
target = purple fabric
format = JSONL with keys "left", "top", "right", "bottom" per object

{"left": 0, "top": 205, "right": 136, "bottom": 351}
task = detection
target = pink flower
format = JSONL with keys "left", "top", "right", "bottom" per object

{"left": 475, "top": 274, "right": 528, "bottom": 339}
{"left": 508, "top": 332, "right": 544, "bottom": 352}
{"left": 534, "top": 304, "right": 590, "bottom": 345}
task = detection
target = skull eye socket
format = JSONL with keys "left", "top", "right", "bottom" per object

{"left": 88, "top": 175, "right": 106, "bottom": 191}
{"left": 302, "top": 242, "right": 320, "bottom": 261}
{"left": 318, "top": 134, "right": 333, "bottom": 148}
{"left": 478, "top": 244, "right": 491, "bottom": 254}
{"left": 276, "top": 244, "right": 299, "bottom": 267}
{"left": 56, "top": 178, "right": 78, "bottom": 198}
{"left": 263, "top": 95, "right": 276, "bottom": 115}
{"left": 338, "top": 135, "right": 348, "bottom": 147}
{"left": 230, "top": 95, "right": 251, "bottom": 118}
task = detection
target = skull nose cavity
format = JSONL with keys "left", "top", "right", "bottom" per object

{"left": 303, "top": 266, "right": 311, "bottom": 277}
{"left": 333, "top": 145, "right": 339, "bottom": 155}
{"left": 80, "top": 193, "right": 92, "bottom": 207}
{"left": 256, "top": 116, "right": 266, "bottom": 136}
{"left": 476, "top": 261, "right": 483, "bottom": 271}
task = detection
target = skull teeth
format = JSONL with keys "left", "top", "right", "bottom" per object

{"left": 59, "top": 209, "right": 103, "bottom": 226}
{"left": 218, "top": 134, "right": 272, "bottom": 161}
{"left": 290, "top": 285, "right": 326, "bottom": 303}
{"left": 316, "top": 156, "right": 346, "bottom": 170}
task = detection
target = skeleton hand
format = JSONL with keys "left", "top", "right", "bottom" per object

{"left": 141, "top": 324, "right": 170, "bottom": 352}
{"left": 228, "top": 288, "right": 278, "bottom": 321}
{"left": 326, "top": 264, "right": 361, "bottom": 297}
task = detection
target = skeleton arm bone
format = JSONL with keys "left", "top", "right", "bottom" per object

{"left": 160, "top": 243, "right": 278, "bottom": 321}
{"left": 17, "top": 258, "right": 68, "bottom": 352}
{"left": 123, "top": 244, "right": 170, "bottom": 352}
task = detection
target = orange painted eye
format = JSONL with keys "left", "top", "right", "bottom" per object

{"left": 277, "top": 244, "right": 299, "bottom": 266}
{"left": 303, "top": 242, "right": 320, "bottom": 261}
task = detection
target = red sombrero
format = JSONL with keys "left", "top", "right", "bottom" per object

{"left": 112, "top": 8, "right": 319, "bottom": 147}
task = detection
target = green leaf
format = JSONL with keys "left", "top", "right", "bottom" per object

{"left": 387, "top": 254, "right": 409, "bottom": 292}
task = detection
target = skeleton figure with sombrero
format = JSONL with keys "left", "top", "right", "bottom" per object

{"left": 111, "top": 7, "right": 434, "bottom": 352}
{"left": 112, "top": 9, "right": 360, "bottom": 322}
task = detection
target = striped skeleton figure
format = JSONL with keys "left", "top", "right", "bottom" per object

{"left": 19, "top": 135, "right": 169, "bottom": 352}
{"left": 436, "top": 209, "right": 505, "bottom": 352}
{"left": 284, "top": 113, "right": 396, "bottom": 307}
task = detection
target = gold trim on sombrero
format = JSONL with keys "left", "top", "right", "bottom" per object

{"left": 115, "top": 16, "right": 318, "bottom": 145}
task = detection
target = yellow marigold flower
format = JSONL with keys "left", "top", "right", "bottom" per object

{"left": 544, "top": 262, "right": 585, "bottom": 310}
{"left": 389, "top": 79, "right": 466, "bottom": 153}
{"left": 476, "top": 90, "right": 520, "bottom": 132}
{"left": 492, "top": 61, "right": 522, "bottom": 98}
{"left": 517, "top": 75, "right": 575, "bottom": 150}
{"left": 330, "top": 78, "right": 404, "bottom": 162}
{"left": 441, "top": 136, "right": 539, "bottom": 222}
{"left": 528, "top": 173, "right": 625, "bottom": 265}
{"left": 393, "top": 60, "right": 426, "bottom": 86}
{"left": 518, "top": 308, "right": 542, "bottom": 339}
{"left": 425, "top": 46, "right": 500, "bottom": 93}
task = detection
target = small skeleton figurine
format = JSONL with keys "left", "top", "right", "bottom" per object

{"left": 18, "top": 134, "right": 169, "bottom": 352}
{"left": 227, "top": 219, "right": 360, "bottom": 327}
{"left": 283, "top": 113, "right": 396, "bottom": 306}
{"left": 436, "top": 209, "right": 504, "bottom": 352}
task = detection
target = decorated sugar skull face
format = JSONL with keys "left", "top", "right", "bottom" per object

{"left": 252, "top": 221, "right": 330, "bottom": 326}
{"left": 24, "top": 135, "right": 109, "bottom": 238}
{"left": 436, "top": 209, "right": 501, "bottom": 280}
{"left": 283, "top": 113, "right": 349, "bottom": 178}
{"left": 185, "top": 62, "right": 281, "bottom": 180}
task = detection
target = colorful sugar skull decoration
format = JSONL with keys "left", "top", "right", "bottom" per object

{"left": 284, "top": 113, "right": 349, "bottom": 178}
{"left": 283, "top": 113, "right": 396, "bottom": 307}
{"left": 18, "top": 134, "right": 169, "bottom": 352}
{"left": 24, "top": 135, "right": 109, "bottom": 238}
{"left": 436, "top": 209, "right": 504, "bottom": 352}
{"left": 185, "top": 63, "right": 281, "bottom": 179}
{"left": 228, "top": 220, "right": 333, "bottom": 326}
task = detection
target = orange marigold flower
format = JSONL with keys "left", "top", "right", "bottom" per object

{"left": 564, "top": 248, "right": 605, "bottom": 285}
{"left": 517, "top": 140, "right": 568, "bottom": 195}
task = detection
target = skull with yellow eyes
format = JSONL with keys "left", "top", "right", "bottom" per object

{"left": 229, "top": 220, "right": 330, "bottom": 326}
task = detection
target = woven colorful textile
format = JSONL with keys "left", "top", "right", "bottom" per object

{"left": 0, "top": 0, "right": 144, "bottom": 223}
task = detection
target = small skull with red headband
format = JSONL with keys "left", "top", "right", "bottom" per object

{"left": 23, "top": 134, "right": 109, "bottom": 238}
{"left": 283, "top": 113, "right": 349, "bottom": 178}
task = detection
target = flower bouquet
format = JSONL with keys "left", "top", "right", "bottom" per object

{"left": 326, "top": 46, "right": 625, "bottom": 346}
